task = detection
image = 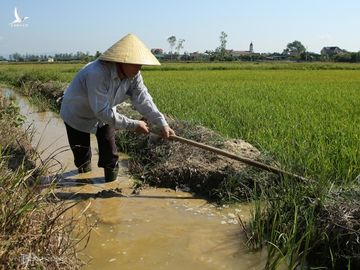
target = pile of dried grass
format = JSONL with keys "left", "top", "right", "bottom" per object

{"left": 116, "top": 115, "right": 276, "bottom": 201}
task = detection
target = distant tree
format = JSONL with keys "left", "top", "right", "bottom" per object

{"left": 204, "top": 50, "right": 216, "bottom": 61}
{"left": 351, "top": 52, "right": 360, "bottom": 62}
{"left": 283, "top": 40, "right": 306, "bottom": 56}
{"left": 40, "top": 54, "right": 48, "bottom": 61}
{"left": 334, "top": 53, "right": 352, "bottom": 62}
{"left": 151, "top": 48, "right": 164, "bottom": 55}
{"left": 167, "top": 36, "right": 177, "bottom": 54}
{"left": 10, "top": 53, "right": 23, "bottom": 62}
{"left": 180, "top": 51, "right": 191, "bottom": 61}
{"left": 219, "top": 31, "right": 228, "bottom": 51}
{"left": 301, "top": 52, "right": 321, "bottom": 62}
{"left": 175, "top": 39, "right": 185, "bottom": 55}
{"left": 334, "top": 52, "right": 360, "bottom": 63}
{"left": 54, "top": 53, "right": 75, "bottom": 61}
{"left": 95, "top": 51, "right": 101, "bottom": 58}
{"left": 215, "top": 31, "right": 229, "bottom": 60}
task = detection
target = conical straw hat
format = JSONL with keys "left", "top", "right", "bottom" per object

{"left": 98, "top": 33, "right": 160, "bottom": 65}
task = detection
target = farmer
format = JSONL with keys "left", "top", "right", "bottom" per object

{"left": 60, "top": 33, "right": 174, "bottom": 182}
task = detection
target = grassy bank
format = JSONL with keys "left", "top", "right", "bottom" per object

{"left": 0, "top": 62, "right": 359, "bottom": 269}
{"left": 0, "top": 92, "right": 87, "bottom": 269}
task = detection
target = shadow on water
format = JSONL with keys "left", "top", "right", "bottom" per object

{"left": 52, "top": 191, "right": 197, "bottom": 201}
{"left": 60, "top": 169, "right": 105, "bottom": 184}
{"left": 38, "top": 169, "right": 105, "bottom": 187}
{"left": 49, "top": 169, "right": 198, "bottom": 201}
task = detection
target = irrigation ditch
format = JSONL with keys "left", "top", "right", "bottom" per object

{"left": 0, "top": 70, "right": 359, "bottom": 269}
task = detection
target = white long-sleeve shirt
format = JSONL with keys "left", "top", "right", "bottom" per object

{"left": 60, "top": 59, "right": 168, "bottom": 134}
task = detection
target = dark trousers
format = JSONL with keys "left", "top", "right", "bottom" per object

{"left": 64, "top": 122, "right": 119, "bottom": 170}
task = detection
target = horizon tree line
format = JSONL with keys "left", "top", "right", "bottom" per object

{"left": 2, "top": 33, "right": 359, "bottom": 63}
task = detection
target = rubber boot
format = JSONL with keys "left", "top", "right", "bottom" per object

{"left": 104, "top": 163, "right": 119, "bottom": 182}
{"left": 78, "top": 163, "right": 92, "bottom": 173}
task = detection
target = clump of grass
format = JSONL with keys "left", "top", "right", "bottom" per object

{"left": 246, "top": 177, "right": 360, "bottom": 269}
{"left": 0, "top": 93, "right": 89, "bottom": 269}
{"left": 310, "top": 187, "right": 360, "bottom": 268}
{"left": 0, "top": 159, "right": 89, "bottom": 269}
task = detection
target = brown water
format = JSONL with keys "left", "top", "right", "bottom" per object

{"left": 3, "top": 89, "right": 269, "bottom": 270}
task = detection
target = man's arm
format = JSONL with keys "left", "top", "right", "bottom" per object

{"left": 129, "top": 73, "right": 175, "bottom": 138}
{"left": 129, "top": 73, "right": 167, "bottom": 126}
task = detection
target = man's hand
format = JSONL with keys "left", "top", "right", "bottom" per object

{"left": 161, "top": 125, "right": 175, "bottom": 139}
{"left": 135, "top": 120, "right": 149, "bottom": 134}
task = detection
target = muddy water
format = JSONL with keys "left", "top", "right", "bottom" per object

{"left": 3, "top": 89, "right": 268, "bottom": 270}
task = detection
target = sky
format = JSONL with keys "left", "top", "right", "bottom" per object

{"left": 0, "top": 0, "right": 359, "bottom": 57}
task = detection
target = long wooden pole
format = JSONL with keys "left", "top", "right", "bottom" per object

{"left": 169, "top": 134, "right": 310, "bottom": 182}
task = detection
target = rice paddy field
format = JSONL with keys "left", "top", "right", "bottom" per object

{"left": 145, "top": 67, "right": 360, "bottom": 184}
{"left": 1, "top": 61, "right": 359, "bottom": 268}
{"left": 2, "top": 61, "right": 358, "bottom": 183}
